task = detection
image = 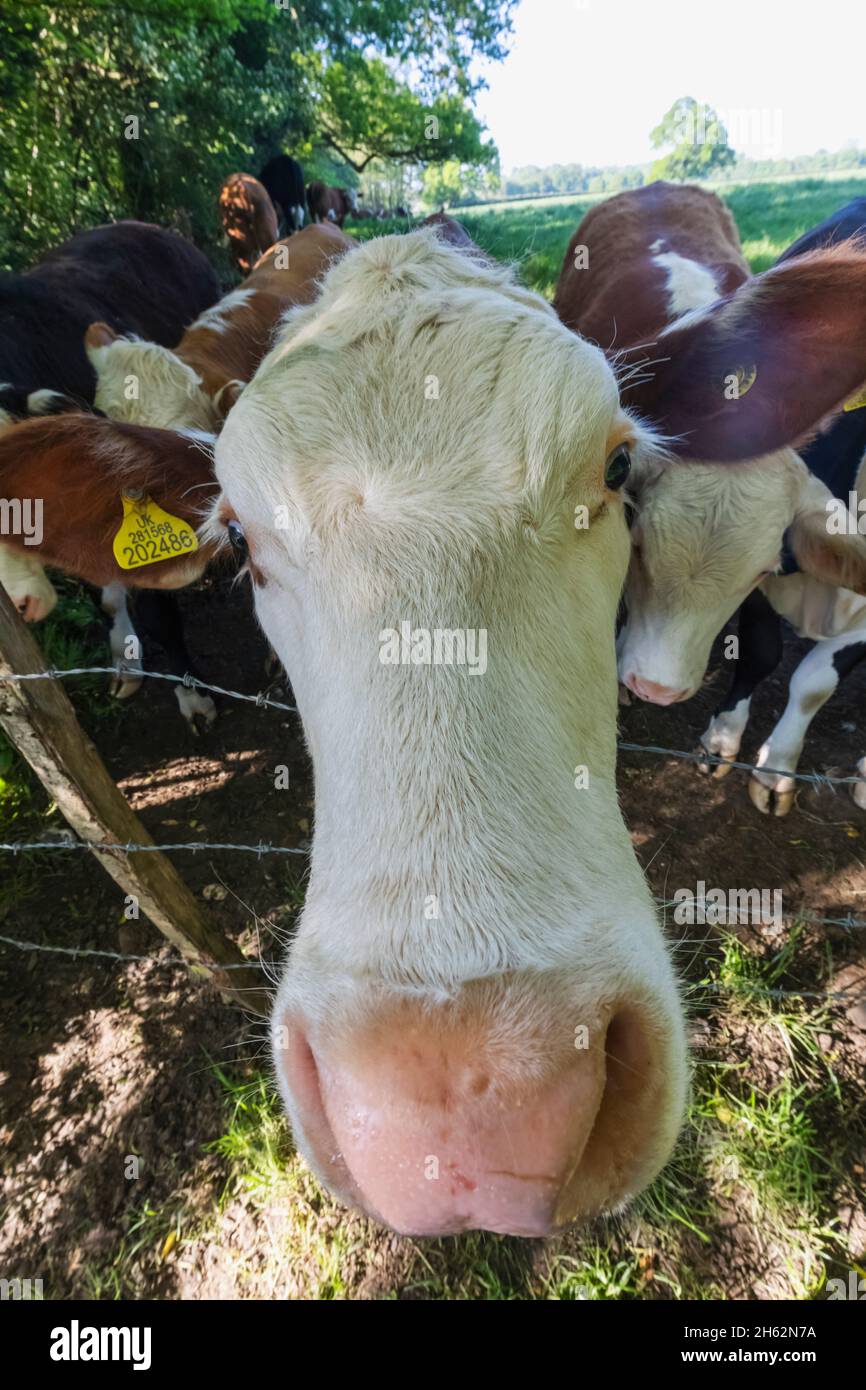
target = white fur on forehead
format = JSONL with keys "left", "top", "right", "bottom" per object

{"left": 227, "top": 228, "right": 620, "bottom": 550}
{"left": 635, "top": 449, "right": 808, "bottom": 598}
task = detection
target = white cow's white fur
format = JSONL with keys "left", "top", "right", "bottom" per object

{"left": 211, "top": 229, "right": 688, "bottom": 1216}
{"left": 87, "top": 335, "right": 220, "bottom": 432}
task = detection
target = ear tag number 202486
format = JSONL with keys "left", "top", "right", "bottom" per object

{"left": 113, "top": 493, "right": 199, "bottom": 571}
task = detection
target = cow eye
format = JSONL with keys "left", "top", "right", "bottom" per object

{"left": 605, "top": 445, "right": 631, "bottom": 491}
{"left": 226, "top": 518, "right": 248, "bottom": 560}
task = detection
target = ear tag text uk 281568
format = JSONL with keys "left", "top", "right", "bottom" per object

{"left": 113, "top": 494, "right": 199, "bottom": 571}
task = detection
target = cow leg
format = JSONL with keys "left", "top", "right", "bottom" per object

{"left": 749, "top": 630, "right": 866, "bottom": 816}
{"left": 698, "top": 589, "right": 783, "bottom": 778}
{"left": 133, "top": 589, "right": 217, "bottom": 731}
{"left": 100, "top": 581, "right": 144, "bottom": 699}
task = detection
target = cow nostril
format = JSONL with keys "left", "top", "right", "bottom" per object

{"left": 604, "top": 1008, "right": 650, "bottom": 1098}
{"left": 555, "top": 1004, "right": 663, "bottom": 1225}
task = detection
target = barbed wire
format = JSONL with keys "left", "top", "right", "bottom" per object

{"left": 0, "top": 835, "right": 307, "bottom": 856}
{"left": 0, "top": 931, "right": 859, "bottom": 1003}
{"left": 617, "top": 739, "right": 865, "bottom": 788}
{"left": 3, "top": 663, "right": 865, "bottom": 787}
{"left": 0, "top": 665, "right": 296, "bottom": 713}
{"left": 2, "top": 667, "right": 866, "bottom": 947}
{"left": 0, "top": 932, "right": 268, "bottom": 971}
{"left": 653, "top": 897, "right": 866, "bottom": 931}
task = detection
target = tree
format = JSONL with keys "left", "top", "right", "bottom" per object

{"left": 0, "top": 0, "right": 513, "bottom": 270}
{"left": 650, "top": 96, "right": 736, "bottom": 182}
{"left": 420, "top": 158, "right": 499, "bottom": 208}
{"left": 311, "top": 53, "right": 496, "bottom": 173}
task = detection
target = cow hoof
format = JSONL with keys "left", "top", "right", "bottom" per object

{"left": 696, "top": 742, "right": 734, "bottom": 779}
{"left": 176, "top": 687, "right": 217, "bottom": 732}
{"left": 111, "top": 670, "right": 144, "bottom": 700}
{"left": 748, "top": 773, "right": 794, "bottom": 817}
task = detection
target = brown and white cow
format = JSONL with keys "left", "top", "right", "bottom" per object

{"left": 306, "top": 182, "right": 357, "bottom": 228}
{"left": 0, "top": 414, "right": 219, "bottom": 589}
{"left": 554, "top": 183, "right": 866, "bottom": 808}
{"left": 85, "top": 224, "right": 357, "bottom": 433}
{"left": 204, "top": 226, "right": 688, "bottom": 1236}
{"left": 0, "top": 412, "right": 223, "bottom": 723}
{"left": 217, "top": 173, "right": 280, "bottom": 277}
{"left": 0, "top": 226, "right": 356, "bottom": 724}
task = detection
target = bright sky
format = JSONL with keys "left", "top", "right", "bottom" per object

{"left": 474, "top": 0, "right": 865, "bottom": 172}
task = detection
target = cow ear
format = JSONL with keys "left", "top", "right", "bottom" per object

{"left": 787, "top": 509, "right": 866, "bottom": 594}
{"left": 85, "top": 321, "right": 118, "bottom": 351}
{"left": 213, "top": 378, "right": 245, "bottom": 417}
{"left": 622, "top": 249, "right": 866, "bottom": 461}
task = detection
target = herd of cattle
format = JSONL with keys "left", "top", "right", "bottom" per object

{"left": 2, "top": 181, "right": 866, "bottom": 1235}
{"left": 216, "top": 153, "right": 407, "bottom": 275}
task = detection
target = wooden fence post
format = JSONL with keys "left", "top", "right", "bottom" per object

{"left": 0, "top": 582, "right": 269, "bottom": 1015}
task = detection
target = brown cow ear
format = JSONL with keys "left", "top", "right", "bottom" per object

{"left": 85, "top": 321, "right": 118, "bottom": 350}
{"left": 621, "top": 249, "right": 866, "bottom": 461}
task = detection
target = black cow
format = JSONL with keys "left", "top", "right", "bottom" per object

{"left": 0, "top": 221, "right": 219, "bottom": 423}
{"left": 259, "top": 155, "right": 306, "bottom": 235}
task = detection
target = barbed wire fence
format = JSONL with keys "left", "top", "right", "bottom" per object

{"left": 2, "top": 661, "right": 866, "bottom": 1008}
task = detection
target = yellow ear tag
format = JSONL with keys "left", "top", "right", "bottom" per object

{"left": 844, "top": 384, "right": 866, "bottom": 412}
{"left": 113, "top": 494, "right": 199, "bottom": 571}
{"left": 734, "top": 364, "right": 757, "bottom": 397}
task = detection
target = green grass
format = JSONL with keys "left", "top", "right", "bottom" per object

{"left": 351, "top": 174, "right": 866, "bottom": 294}
{"left": 102, "top": 921, "right": 845, "bottom": 1301}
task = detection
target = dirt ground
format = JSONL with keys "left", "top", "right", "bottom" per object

{"left": 2, "top": 572, "right": 865, "bottom": 1299}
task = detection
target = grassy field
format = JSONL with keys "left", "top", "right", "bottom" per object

{"left": 357, "top": 174, "right": 866, "bottom": 294}
{"left": 3, "top": 176, "right": 866, "bottom": 1300}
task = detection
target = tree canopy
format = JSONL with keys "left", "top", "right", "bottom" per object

{"left": 0, "top": 0, "right": 513, "bottom": 271}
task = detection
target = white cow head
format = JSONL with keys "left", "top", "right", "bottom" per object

{"left": 210, "top": 229, "right": 688, "bottom": 1236}
{"left": 618, "top": 451, "right": 860, "bottom": 700}
{"left": 85, "top": 322, "right": 221, "bottom": 433}
{"left": 616, "top": 249, "right": 866, "bottom": 702}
